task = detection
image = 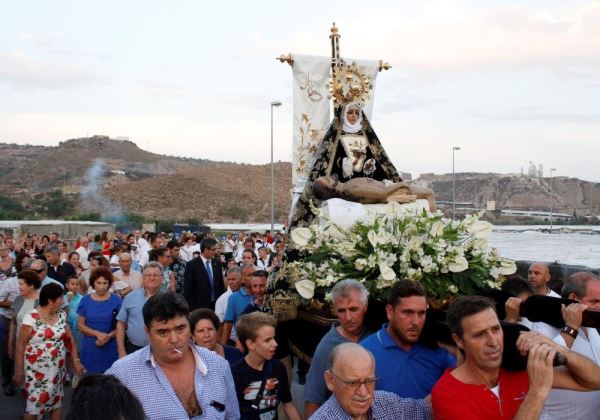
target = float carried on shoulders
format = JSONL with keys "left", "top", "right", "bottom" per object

{"left": 269, "top": 24, "right": 516, "bottom": 319}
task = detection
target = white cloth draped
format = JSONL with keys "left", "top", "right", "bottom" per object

{"left": 320, "top": 198, "right": 430, "bottom": 230}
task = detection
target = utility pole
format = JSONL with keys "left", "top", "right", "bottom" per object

{"left": 549, "top": 168, "right": 556, "bottom": 232}
{"left": 452, "top": 146, "right": 461, "bottom": 220}
{"left": 270, "top": 101, "right": 282, "bottom": 231}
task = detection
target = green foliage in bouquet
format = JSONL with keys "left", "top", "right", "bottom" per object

{"left": 288, "top": 202, "right": 516, "bottom": 301}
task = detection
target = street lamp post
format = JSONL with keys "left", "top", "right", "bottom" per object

{"left": 549, "top": 168, "right": 556, "bottom": 232}
{"left": 452, "top": 146, "right": 461, "bottom": 220}
{"left": 270, "top": 101, "right": 282, "bottom": 232}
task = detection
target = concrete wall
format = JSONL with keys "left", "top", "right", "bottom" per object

{"left": 0, "top": 221, "right": 115, "bottom": 243}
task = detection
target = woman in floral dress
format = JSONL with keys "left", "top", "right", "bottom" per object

{"left": 13, "top": 283, "right": 84, "bottom": 420}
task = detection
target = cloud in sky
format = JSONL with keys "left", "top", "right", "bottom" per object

{"left": 1, "top": 0, "right": 600, "bottom": 182}
{"left": 135, "top": 80, "right": 193, "bottom": 98}
{"left": 0, "top": 49, "right": 107, "bottom": 90}
{"left": 17, "top": 31, "right": 56, "bottom": 47}
{"left": 468, "top": 108, "right": 600, "bottom": 124}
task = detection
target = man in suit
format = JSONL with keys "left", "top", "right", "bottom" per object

{"left": 45, "top": 246, "right": 76, "bottom": 286}
{"left": 183, "top": 237, "right": 224, "bottom": 310}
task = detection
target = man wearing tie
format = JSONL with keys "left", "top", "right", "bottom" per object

{"left": 183, "top": 237, "right": 225, "bottom": 310}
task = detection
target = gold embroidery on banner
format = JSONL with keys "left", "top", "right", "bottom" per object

{"left": 296, "top": 113, "right": 324, "bottom": 177}
{"left": 299, "top": 73, "right": 324, "bottom": 102}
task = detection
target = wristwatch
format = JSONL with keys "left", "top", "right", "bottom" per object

{"left": 561, "top": 325, "right": 578, "bottom": 339}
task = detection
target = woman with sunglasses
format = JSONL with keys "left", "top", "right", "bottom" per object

{"left": 0, "top": 244, "right": 16, "bottom": 282}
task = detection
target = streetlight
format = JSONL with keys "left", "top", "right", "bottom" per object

{"left": 549, "top": 168, "right": 556, "bottom": 232}
{"left": 270, "top": 101, "right": 282, "bottom": 232}
{"left": 452, "top": 146, "right": 461, "bottom": 220}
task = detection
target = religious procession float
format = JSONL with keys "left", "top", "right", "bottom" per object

{"left": 265, "top": 24, "right": 518, "bottom": 362}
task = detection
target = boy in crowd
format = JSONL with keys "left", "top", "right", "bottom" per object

{"left": 231, "top": 312, "right": 301, "bottom": 420}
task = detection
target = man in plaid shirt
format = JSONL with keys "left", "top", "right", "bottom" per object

{"left": 310, "top": 343, "right": 431, "bottom": 419}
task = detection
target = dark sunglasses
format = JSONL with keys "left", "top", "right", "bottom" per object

{"left": 32, "top": 268, "right": 45, "bottom": 274}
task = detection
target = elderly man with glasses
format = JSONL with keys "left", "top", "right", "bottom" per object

{"left": 310, "top": 342, "right": 431, "bottom": 419}
{"left": 116, "top": 262, "right": 164, "bottom": 357}
{"left": 30, "top": 259, "right": 64, "bottom": 290}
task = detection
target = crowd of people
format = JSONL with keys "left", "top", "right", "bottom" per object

{"left": 1, "top": 229, "right": 600, "bottom": 419}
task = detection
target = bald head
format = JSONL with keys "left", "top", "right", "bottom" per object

{"left": 119, "top": 252, "right": 132, "bottom": 273}
{"left": 325, "top": 343, "right": 376, "bottom": 418}
{"left": 329, "top": 342, "right": 374, "bottom": 372}
{"left": 528, "top": 262, "right": 551, "bottom": 295}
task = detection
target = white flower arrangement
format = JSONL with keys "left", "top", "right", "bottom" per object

{"left": 287, "top": 203, "right": 516, "bottom": 301}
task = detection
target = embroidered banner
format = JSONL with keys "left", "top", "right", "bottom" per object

{"left": 292, "top": 54, "right": 331, "bottom": 189}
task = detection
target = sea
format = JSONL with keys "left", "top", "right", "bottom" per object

{"left": 489, "top": 226, "right": 600, "bottom": 269}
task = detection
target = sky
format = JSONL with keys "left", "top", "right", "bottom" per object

{"left": 1, "top": 0, "right": 600, "bottom": 182}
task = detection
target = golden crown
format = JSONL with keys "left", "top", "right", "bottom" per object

{"left": 328, "top": 61, "right": 373, "bottom": 106}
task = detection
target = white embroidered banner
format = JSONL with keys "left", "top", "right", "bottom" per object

{"left": 292, "top": 54, "right": 331, "bottom": 189}
{"left": 291, "top": 55, "right": 380, "bottom": 190}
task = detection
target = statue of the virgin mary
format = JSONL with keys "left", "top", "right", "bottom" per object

{"left": 288, "top": 100, "right": 402, "bottom": 228}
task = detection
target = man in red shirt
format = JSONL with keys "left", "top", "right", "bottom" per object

{"left": 432, "top": 295, "right": 600, "bottom": 419}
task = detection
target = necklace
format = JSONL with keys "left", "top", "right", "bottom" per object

{"left": 39, "top": 309, "right": 57, "bottom": 324}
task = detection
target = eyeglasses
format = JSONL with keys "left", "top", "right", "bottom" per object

{"left": 32, "top": 268, "right": 45, "bottom": 274}
{"left": 327, "top": 370, "right": 378, "bottom": 391}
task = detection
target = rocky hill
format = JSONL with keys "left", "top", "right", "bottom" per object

{"left": 0, "top": 136, "right": 292, "bottom": 223}
{"left": 0, "top": 137, "right": 597, "bottom": 223}
{"left": 419, "top": 172, "right": 600, "bottom": 216}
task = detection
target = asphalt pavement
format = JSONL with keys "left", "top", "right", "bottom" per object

{"left": 0, "top": 368, "right": 305, "bottom": 419}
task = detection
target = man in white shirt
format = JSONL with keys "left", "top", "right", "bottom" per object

{"left": 214, "top": 267, "right": 242, "bottom": 322}
{"left": 256, "top": 247, "right": 272, "bottom": 270}
{"left": 222, "top": 233, "right": 236, "bottom": 261}
{"left": 528, "top": 262, "right": 560, "bottom": 297}
{"left": 539, "top": 272, "right": 600, "bottom": 419}
{"left": 76, "top": 236, "right": 91, "bottom": 270}
{"left": 234, "top": 237, "right": 255, "bottom": 264}
{"left": 0, "top": 273, "right": 19, "bottom": 395}
{"left": 138, "top": 234, "right": 158, "bottom": 269}
{"left": 113, "top": 252, "right": 143, "bottom": 296}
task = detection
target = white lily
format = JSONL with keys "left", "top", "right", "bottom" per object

{"left": 367, "top": 230, "right": 386, "bottom": 248}
{"left": 448, "top": 255, "right": 469, "bottom": 273}
{"left": 383, "top": 201, "right": 403, "bottom": 217}
{"left": 295, "top": 279, "right": 315, "bottom": 299}
{"left": 290, "top": 227, "right": 313, "bottom": 247}
{"left": 379, "top": 263, "right": 396, "bottom": 281}
{"left": 429, "top": 220, "right": 445, "bottom": 237}
{"left": 498, "top": 259, "right": 517, "bottom": 275}
{"left": 468, "top": 220, "right": 494, "bottom": 239}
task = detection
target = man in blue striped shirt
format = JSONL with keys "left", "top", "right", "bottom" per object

{"left": 106, "top": 291, "right": 239, "bottom": 419}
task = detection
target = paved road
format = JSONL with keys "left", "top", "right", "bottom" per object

{"left": 1, "top": 370, "right": 305, "bottom": 419}
{"left": 1, "top": 382, "right": 73, "bottom": 419}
